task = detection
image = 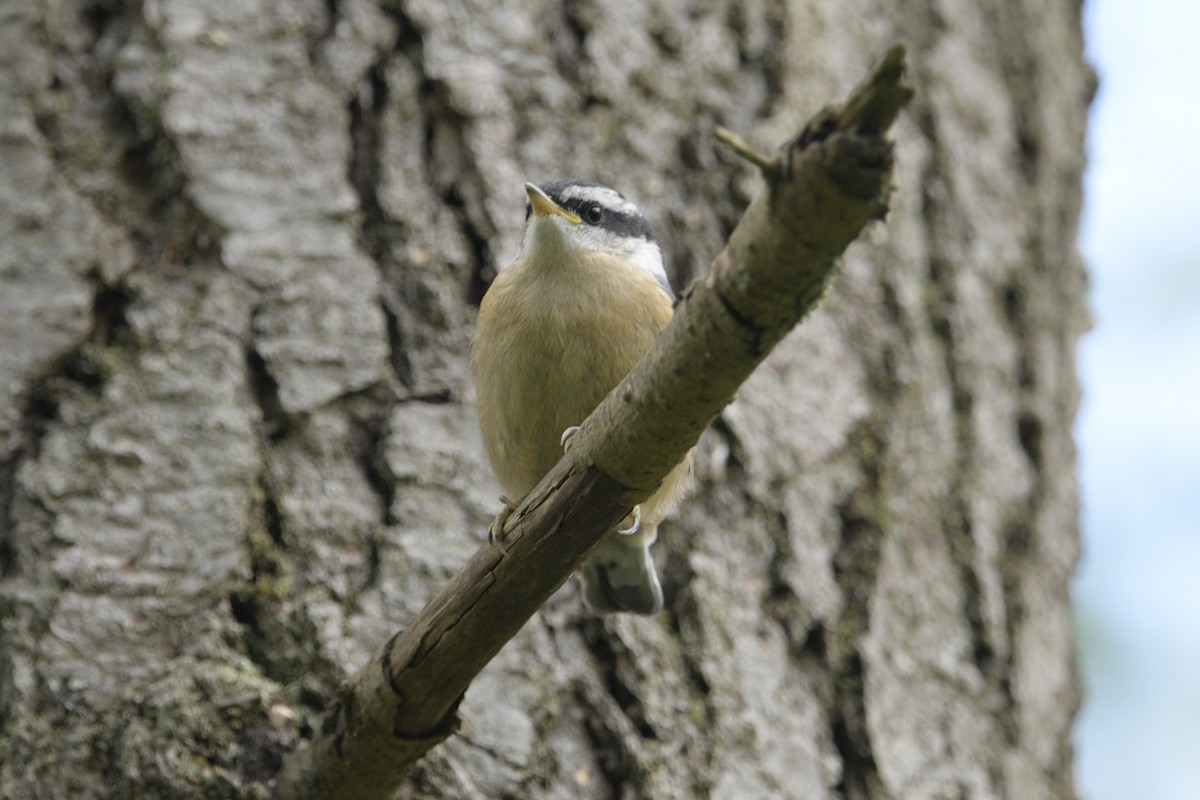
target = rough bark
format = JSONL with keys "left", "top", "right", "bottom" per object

{"left": 0, "top": 2, "right": 1088, "bottom": 800}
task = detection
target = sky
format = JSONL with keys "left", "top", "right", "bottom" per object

{"left": 1073, "top": 1, "right": 1200, "bottom": 799}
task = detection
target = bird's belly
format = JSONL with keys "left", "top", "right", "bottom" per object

{"left": 475, "top": 308, "right": 659, "bottom": 500}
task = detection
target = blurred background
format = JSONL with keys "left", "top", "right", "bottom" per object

{"left": 1074, "top": 1, "right": 1200, "bottom": 798}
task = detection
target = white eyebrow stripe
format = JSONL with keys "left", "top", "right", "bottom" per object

{"left": 554, "top": 184, "right": 640, "bottom": 215}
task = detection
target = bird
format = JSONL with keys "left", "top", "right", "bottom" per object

{"left": 472, "top": 179, "right": 692, "bottom": 615}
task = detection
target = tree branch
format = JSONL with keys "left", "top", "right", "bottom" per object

{"left": 274, "top": 44, "right": 913, "bottom": 800}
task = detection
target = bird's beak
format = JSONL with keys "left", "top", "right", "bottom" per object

{"left": 525, "top": 183, "right": 581, "bottom": 224}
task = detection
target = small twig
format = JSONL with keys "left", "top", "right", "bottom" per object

{"left": 714, "top": 126, "right": 776, "bottom": 176}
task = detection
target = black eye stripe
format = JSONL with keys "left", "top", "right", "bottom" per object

{"left": 556, "top": 197, "right": 657, "bottom": 242}
{"left": 565, "top": 199, "right": 603, "bottom": 222}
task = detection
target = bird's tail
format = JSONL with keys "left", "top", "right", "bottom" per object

{"left": 579, "top": 528, "right": 663, "bottom": 615}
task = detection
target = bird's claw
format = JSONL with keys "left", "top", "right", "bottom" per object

{"left": 489, "top": 496, "right": 516, "bottom": 555}
{"left": 560, "top": 426, "right": 580, "bottom": 451}
{"left": 616, "top": 505, "right": 641, "bottom": 536}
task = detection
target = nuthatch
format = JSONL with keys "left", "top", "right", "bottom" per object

{"left": 472, "top": 180, "right": 692, "bottom": 615}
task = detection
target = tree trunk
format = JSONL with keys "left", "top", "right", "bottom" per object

{"left": 0, "top": 2, "right": 1089, "bottom": 799}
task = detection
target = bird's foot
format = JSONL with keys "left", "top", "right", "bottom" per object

{"left": 616, "top": 505, "right": 641, "bottom": 536}
{"left": 560, "top": 425, "right": 580, "bottom": 452}
{"left": 488, "top": 496, "right": 517, "bottom": 555}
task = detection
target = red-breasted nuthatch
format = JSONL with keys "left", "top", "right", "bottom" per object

{"left": 472, "top": 180, "right": 692, "bottom": 615}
